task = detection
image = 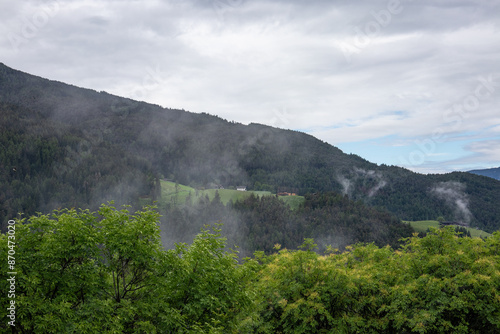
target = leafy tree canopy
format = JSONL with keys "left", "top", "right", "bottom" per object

{"left": 1, "top": 205, "right": 499, "bottom": 333}
{"left": 0, "top": 205, "right": 252, "bottom": 333}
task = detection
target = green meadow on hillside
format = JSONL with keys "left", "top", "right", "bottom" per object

{"left": 160, "top": 180, "right": 305, "bottom": 209}
{"left": 279, "top": 194, "right": 305, "bottom": 210}
{"left": 160, "top": 180, "right": 271, "bottom": 205}
{"left": 157, "top": 182, "right": 493, "bottom": 238}
{"left": 407, "top": 220, "right": 492, "bottom": 238}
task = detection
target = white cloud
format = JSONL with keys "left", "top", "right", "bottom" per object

{"left": 466, "top": 140, "right": 500, "bottom": 161}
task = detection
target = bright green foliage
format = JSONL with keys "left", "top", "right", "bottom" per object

{"left": 2, "top": 209, "right": 104, "bottom": 333}
{"left": 160, "top": 180, "right": 272, "bottom": 207}
{"left": 243, "top": 242, "right": 393, "bottom": 333}
{"left": 0, "top": 205, "right": 252, "bottom": 333}
{"left": 157, "top": 226, "right": 254, "bottom": 333}
{"left": 1, "top": 208, "right": 500, "bottom": 333}
{"left": 388, "top": 228, "right": 500, "bottom": 333}
{"left": 244, "top": 228, "right": 500, "bottom": 333}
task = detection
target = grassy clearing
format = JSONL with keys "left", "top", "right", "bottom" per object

{"left": 406, "top": 220, "right": 440, "bottom": 233}
{"left": 160, "top": 180, "right": 272, "bottom": 206}
{"left": 201, "top": 189, "right": 272, "bottom": 205}
{"left": 280, "top": 195, "right": 305, "bottom": 210}
{"left": 160, "top": 180, "right": 306, "bottom": 209}
{"left": 406, "top": 220, "right": 492, "bottom": 238}
{"left": 160, "top": 181, "right": 197, "bottom": 205}
{"left": 465, "top": 227, "right": 493, "bottom": 238}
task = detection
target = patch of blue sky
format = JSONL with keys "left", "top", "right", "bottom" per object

{"left": 337, "top": 135, "right": 474, "bottom": 168}
{"left": 296, "top": 110, "right": 410, "bottom": 133}
{"left": 336, "top": 135, "right": 410, "bottom": 166}
{"left": 482, "top": 124, "right": 500, "bottom": 131}
{"left": 378, "top": 110, "right": 410, "bottom": 119}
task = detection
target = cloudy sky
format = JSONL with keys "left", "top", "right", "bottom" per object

{"left": 1, "top": 0, "right": 499, "bottom": 174}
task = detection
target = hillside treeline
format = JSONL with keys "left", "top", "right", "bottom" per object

{"left": 2, "top": 63, "right": 500, "bottom": 233}
{"left": 160, "top": 192, "right": 414, "bottom": 257}
{"left": 0, "top": 103, "right": 155, "bottom": 225}
{"left": 1, "top": 205, "right": 499, "bottom": 333}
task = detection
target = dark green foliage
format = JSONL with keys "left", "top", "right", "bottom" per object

{"left": 161, "top": 191, "right": 415, "bottom": 257}
{"left": 454, "top": 226, "right": 472, "bottom": 238}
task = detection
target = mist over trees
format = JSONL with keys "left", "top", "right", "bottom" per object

{"left": 1, "top": 63, "right": 500, "bottom": 234}
{"left": 0, "top": 205, "right": 252, "bottom": 333}
{"left": 2, "top": 62, "right": 500, "bottom": 333}
{"left": 0, "top": 63, "right": 499, "bottom": 234}
{"left": 160, "top": 191, "right": 414, "bottom": 257}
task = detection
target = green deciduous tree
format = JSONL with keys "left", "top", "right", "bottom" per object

{"left": 1, "top": 203, "right": 499, "bottom": 334}
{"left": 243, "top": 228, "right": 500, "bottom": 333}
{"left": 0, "top": 205, "right": 253, "bottom": 333}
{"left": 158, "top": 225, "right": 254, "bottom": 333}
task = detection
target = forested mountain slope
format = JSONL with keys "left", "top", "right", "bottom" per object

{"left": 1, "top": 63, "right": 499, "bottom": 232}
{"left": 160, "top": 191, "right": 414, "bottom": 257}
{"left": 468, "top": 167, "right": 500, "bottom": 181}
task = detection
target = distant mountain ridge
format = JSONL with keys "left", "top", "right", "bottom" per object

{"left": 468, "top": 167, "right": 500, "bottom": 181}
{"left": 1, "top": 62, "right": 500, "bottom": 233}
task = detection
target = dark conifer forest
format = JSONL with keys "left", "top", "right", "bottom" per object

{"left": 160, "top": 191, "right": 414, "bottom": 257}
{"left": 1, "top": 62, "right": 500, "bottom": 235}
{"left": 2, "top": 63, "right": 500, "bottom": 333}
